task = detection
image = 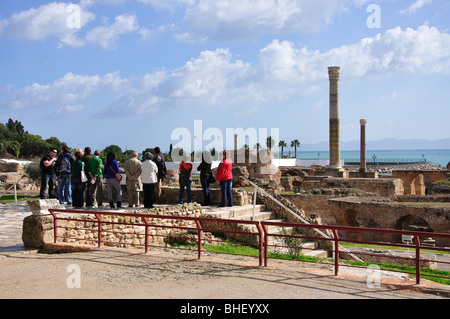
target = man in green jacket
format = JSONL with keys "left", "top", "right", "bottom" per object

{"left": 87, "top": 150, "right": 104, "bottom": 208}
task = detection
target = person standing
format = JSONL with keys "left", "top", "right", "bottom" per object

{"left": 104, "top": 151, "right": 123, "bottom": 209}
{"left": 87, "top": 150, "right": 104, "bottom": 208}
{"left": 141, "top": 152, "right": 158, "bottom": 208}
{"left": 153, "top": 147, "right": 167, "bottom": 202}
{"left": 178, "top": 153, "right": 193, "bottom": 204}
{"left": 55, "top": 146, "right": 75, "bottom": 205}
{"left": 216, "top": 150, "right": 233, "bottom": 207}
{"left": 125, "top": 151, "right": 142, "bottom": 208}
{"left": 197, "top": 152, "right": 212, "bottom": 206}
{"left": 81, "top": 147, "right": 93, "bottom": 206}
{"left": 71, "top": 150, "right": 86, "bottom": 209}
{"left": 39, "top": 148, "right": 58, "bottom": 199}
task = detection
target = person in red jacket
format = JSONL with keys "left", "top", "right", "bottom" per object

{"left": 178, "top": 153, "right": 193, "bottom": 204}
{"left": 216, "top": 150, "right": 233, "bottom": 207}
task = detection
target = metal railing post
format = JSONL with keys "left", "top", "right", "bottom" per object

{"left": 94, "top": 214, "right": 102, "bottom": 248}
{"left": 195, "top": 220, "right": 203, "bottom": 260}
{"left": 49, "top": 209, "right": 58, "bottom": 243}
{"left": 333, "top": 230, "right": 339, "bottom": 276}
{"left": 256, "top": 222, "right": 264, "bottom": 267}
{"left": 143, "top": 217, "right": 149, "bottom": 254}
{"left": 415, "top": 235, "right": 421, "bottom": 285}
{"left": 253, "top": 185, "right": 257, "bottom": 221}
{"left": 263, "top": 224, "right": 269, "bottom": 267}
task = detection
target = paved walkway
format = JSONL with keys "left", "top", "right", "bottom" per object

{"left": 0, "top": 201, "right": 32, "bottom": 250}
{"left": 0, "top": 201, "right": 449, "bottom": 299}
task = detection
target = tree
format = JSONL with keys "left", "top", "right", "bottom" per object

{"left": 279, "top": 140, "right": 287, "bottom": 158}
{"left": 266, "top": 136, "right": 275, "bottom": 150}
{"left": 290, "top": 139, "right": 300, "bottom": 158}
{"left": 45, "top": 137, "right": 65, "bottom": 153}
{"left": 6, "top": 118, "right": 25, "bottom": 137}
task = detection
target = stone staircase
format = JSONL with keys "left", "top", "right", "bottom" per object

{"left": 201, "top": 204, "right": 328, "bottom": 259}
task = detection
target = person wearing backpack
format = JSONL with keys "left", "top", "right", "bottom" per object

{"left": 55, "top": 145, "right": 75, "bottom": 205}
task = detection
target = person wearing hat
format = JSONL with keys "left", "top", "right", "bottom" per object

{"left": 125, "top": 151, "right": 142, "bottom": 207}
{"left": 141, "top": 152, "right": 158, "bottom": 208}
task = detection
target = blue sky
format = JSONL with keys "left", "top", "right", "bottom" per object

{"left": 1, "top": 0, "right": 449, "bottom": 154}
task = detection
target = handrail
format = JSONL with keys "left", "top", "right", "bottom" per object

{"left": 0, "top": 175, "right": 27, "bottom": 202}
{"left": 243, "top": 177, "right": 364, "bottom": 262}
{"left": 47, "top": 208, "right": 450, "bottom": 285}
{"left": 48, "top": 208, "right": 265, "bottom": 266}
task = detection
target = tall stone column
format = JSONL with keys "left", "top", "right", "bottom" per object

{"left": 328, "top": 66, "right": 342, "bottom": 169}
{"left": 360, "top": 119, "right": 367, "bottom": 172}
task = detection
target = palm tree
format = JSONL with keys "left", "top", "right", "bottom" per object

{"left": 266, "top": 136, "right": 275, "bottom": 150}
{"left": 290, "top": 139, "right": 300, "bottom": 158}
{"left": 279, "top": 140, "right": 287, "bottom": 158}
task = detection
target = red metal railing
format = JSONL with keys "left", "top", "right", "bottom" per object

{"left": 49, "top": 209, "right": 265, "bottom": 265}
{"left": 48, "top": 208, "right": 450, "bottom": 285}
{"left": 261, "top": 221, "right": 450, "bottom": 284}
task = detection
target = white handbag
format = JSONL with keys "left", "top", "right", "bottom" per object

{"left": 81, "top": 162, "right": 88, "bottom": 183}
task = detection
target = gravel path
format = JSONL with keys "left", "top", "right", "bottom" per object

{"left": 0, "top": 246, "right": 448, "bottom": 300}
{"left": 1, "top": 202, "right": 449, "bottom": 302}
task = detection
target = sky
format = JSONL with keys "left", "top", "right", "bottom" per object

{"left": 0, "top": 0, "right": 449, "bottom": 154}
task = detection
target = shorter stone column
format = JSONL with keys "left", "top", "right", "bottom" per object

{"left": 360, "top": 119, "right": 367, "bottom": 173}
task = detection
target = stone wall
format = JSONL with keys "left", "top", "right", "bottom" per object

{"left": 392, "top": 170, "right": 448, "bottom": 195}
{"left": 157, "top": 186, "right": 252, "bottom": 206}
{"left": 282, "top": 194, "right": 336, "bottom": 226}
{"left": 340, "top": 249, "right": 437, "bottom": 269}
{"left": 328, "top": 197, "right": 450, "bottom": 247}
{"left": 281, "top": 175, "right": 404, "bottom": 197}
{"left": 22, "top": 202, "right": 203, "bottom": 249}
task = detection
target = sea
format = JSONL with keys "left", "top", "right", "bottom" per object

{"left": 297, "top": 149, "right": 450, "bottom": 167}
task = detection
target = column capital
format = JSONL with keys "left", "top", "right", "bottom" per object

{"left": 360, "top": 119, "right": 367, "bottom": 125}
{"left": 328, "top": 66, "right": 340, "bottom": 80}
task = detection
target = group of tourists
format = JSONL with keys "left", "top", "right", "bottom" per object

{"left": 39, "top": 146, "right": 234, "bottom": 209}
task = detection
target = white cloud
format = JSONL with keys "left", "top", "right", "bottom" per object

{"left": 85, "top": 14, "right": 139, "bottom": 49}
{"left": 0, "top": 2, "right": 144, "bottom": 49}
{"left": 137, "top": 0, "right": 195, "bottom": 10}
{"left": 2, "top": 25, "right": 450, "bottom": 119}
{"left": 179, "top": 0, "right": 344, "bottom": 42}
{"left": 0, "top": 72, "right": 126, "bottom": 111}
{"left": 0, "top": 2, "right": 95, "bottom": 47}
{"left": 400, "top": 0, "right": 433, "bottom": 15}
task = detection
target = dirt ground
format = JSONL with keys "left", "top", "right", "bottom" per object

{"left": 1, "top": 244, "right": 449, "bottom": 301}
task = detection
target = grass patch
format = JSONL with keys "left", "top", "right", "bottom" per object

{"left": 170, "top": 240, "right": 450, "bottom": 285}
{"left": 340, "top": 242, "right": 450, "bottom": 255}
{"left": 0, "top": 194, "right": 39, "bottom": 203}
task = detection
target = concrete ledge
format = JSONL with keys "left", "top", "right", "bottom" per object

{"left": 39, "top": 243, "right": 98, "bottom": 254}
{"left": 39, "top": 242, "right": 98, "bottom": 254}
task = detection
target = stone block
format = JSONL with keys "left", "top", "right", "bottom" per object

{"left": 27, "top": 199, "right": 66, "bottom": 215}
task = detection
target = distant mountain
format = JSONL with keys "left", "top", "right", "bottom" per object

{"left": 299, "top": 138, "right": 450, "bottom": 151}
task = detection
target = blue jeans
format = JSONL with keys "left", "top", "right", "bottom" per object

{"left": 57, "top": 173, "right": 72, "bottom": 205}
{"left": 200, "top": 176, "right": 211, "bottom": 197}
{"left": 40, "top": 172, "right": 55, "bottom": 199}
{"left": 220, "top": 179, "right": 233, "bottom": 206}
{"left": 179, "top": 178, "right": 192, "bottom": 204}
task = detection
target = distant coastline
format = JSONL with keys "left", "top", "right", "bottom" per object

{"left": 297, "top": 138, "right": 450, "bottom": 152}
{"left": 296, "top": 149, "right": 450, "bottom": 167}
